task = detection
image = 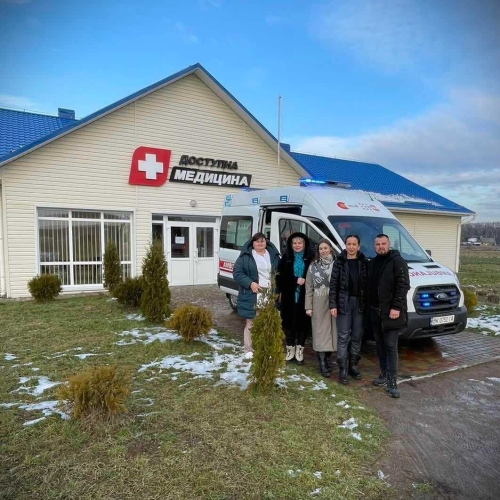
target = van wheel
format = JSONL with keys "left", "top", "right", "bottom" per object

{"left": 228, "top": 294, "right": 238, "bottom": 312}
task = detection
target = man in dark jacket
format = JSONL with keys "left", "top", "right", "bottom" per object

{"left": 368, "top": 234, "right": 410, "bottom": 398}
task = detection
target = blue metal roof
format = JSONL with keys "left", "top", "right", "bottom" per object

{"left": 291, "top": 152, "right": 474, "bottom": 215}
{"left": 0, "top": 108, "right": 77, "bottom": 159}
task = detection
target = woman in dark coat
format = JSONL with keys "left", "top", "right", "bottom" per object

{"left": 233, "top": 232, "right": 280, "bottom": 357}
{"left": 329, "top": 234, "right": 368, "bottom": 384}
{"left": 277, "top": 232, "right": 313, "bottom": 365}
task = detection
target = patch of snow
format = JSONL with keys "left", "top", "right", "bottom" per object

{"left": 313, "top": 471, "right": 322, "bottom": 479}
{"left": 4, "top": 400, "right": 70, "bottom": 425}
{"left": 378, "top": 471, "right": 386, "bottom": 480}
{"left": 198, "top": 329, "right": 239, "bottom": 351}
{"left": 4, "top": 353, "right": 17, "bottom": 361}
{"left": 467, "top": 315, "right": 500, "bottom": 334}
{"left": 287, "top": 469, "right": 302, "bottom": 477}
{"left": 107, "top": 297, "right": 118, "bottom": 301}
{"left": 243, "top": 351, "right": 253, "bottom": 360}
{"left": 350, "top": 432, "right": 362, "bottom": 441}
{"left": 31, "top": 368, "right": 40, "bottom": 372}
{"left": 338, "top": 417, "right": 358, "bottom": 431}
{"left": 136, "top": 411, "right": 160, "bottom": 418}
{"left": 115, "top": 327, "right": 181, "bottom": 346}
{"left": 335, "top": 400, "right": 351, "bottom": 408}
{"left": 0, "top": 402, "right": 18, "bottom": 408}
{"left": 126, "top": 313, "right": 145, "bottom": 321}
{"left": 487, "top": 377, "right": 500, "bottom": 383}
{"left": 136, "top": 397, "right": 154, "bottom": 406}
{"left": 311, "top": 381, "right": 328, "bottom": 391}
{"left": 335, "top": 470, "right": 341, "bottom": 476}
{"left": 362, "top": 190, "right": 442, "bottom": 207}
{"left": 24, "top": 417, "right": 46, "bottom": 426}
{"left": 354, "top": 406, "right": 365, "bottom": 410}
{"left": 74, "top": 353, "right": 99, "bottom": 360}
{"left": 11, "top": 376, "right": 61, "bottom": 396}
{"left": 310, "top": 488, "right": 322, "bottom": 496}
{"left": 364, "top": 423, "right": 372, "bottom": 429}
{"left": 330, "top": 393, "right": 336, "bottom": 398}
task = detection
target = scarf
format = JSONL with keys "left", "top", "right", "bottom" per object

{"left": 293, "top": 250, "right": 305, "bottom": 303}
{"left": 309, "top": 254, "right": 334, "bottom": 297}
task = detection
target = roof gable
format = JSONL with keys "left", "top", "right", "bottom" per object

{"left": 0, "top": 63, "right": 307, "bottom": 177}
{"left": 291, "top": 152, "right": 474, "bottom": 215}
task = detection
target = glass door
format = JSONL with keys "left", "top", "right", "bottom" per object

{"left": 194, "top": 224, "right": 217, "bottom": 284}
{"left": 167, "top": 223, "right": 192, "bottom": 285}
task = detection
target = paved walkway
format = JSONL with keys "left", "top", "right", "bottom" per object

{"left": 171, "top": 285, "right": 500, "bottom": 383}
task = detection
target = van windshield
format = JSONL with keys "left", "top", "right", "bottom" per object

{"left": 328, "top": 216, "right": 431, "bottom": 262}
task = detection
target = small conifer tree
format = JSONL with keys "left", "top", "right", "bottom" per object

{"left": 249, "top": 275, "right": 285, "bottom": 391}
{"left": 103, "top": 241, "right": 122, "bottom": 293}
{"left": 140, "top": 239, "right": 171, "bottom": 323}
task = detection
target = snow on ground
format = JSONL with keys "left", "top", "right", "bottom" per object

{"left": 467, "top": 314, "right": 500, "bottom": 335}
{"left": 487, "top": 377, "right": 500, "bottom": 383}
{"left": 335, "top": 400, "right": 351, "bottom": 409}
{"left": 115, "top": 328, "right": 181, "bottom": 345}
{"left": 338, "top": 417, "right": 362, "bottom": 441}
{"left": 11, "top": 376, "right": 61, "bottom": 396}
{"left": 310, "top": 488, "right": 322, "bottom": 496}
{"left": 75, "top": 353, "right": 99, "bottom": 360}
{"left": 0, "top": 400, "right": 70, "bottom": 426}
{"left": 125, "top": 313, "right": 145, "bottom": 321}
{"left": 4, "top": 353, "right": 17, "bottom": 361}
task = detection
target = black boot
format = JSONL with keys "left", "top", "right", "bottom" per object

{"left": 372, "top": 371, "right": 387, "bottom": 387}
{"left": 317, "top": 353, "right": 330, "bottom": 378}
{"left": 349, "top": 354, "right": 361, "bottom": 380}
{"left": 337, "top": 357, "right": 348, "bottom": 385}
{"left": 386, "top": 372, "right": 400, "bottom": 398}
{"left": 324, "top": 352, "right": 333, "bottom": 375}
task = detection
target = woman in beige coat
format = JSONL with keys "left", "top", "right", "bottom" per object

{"left": 305, "top": 239, "right": 337, "bottom": 377}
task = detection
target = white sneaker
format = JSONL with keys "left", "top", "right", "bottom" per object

{"left": 295, "top": 345, "right": 305, "bottom": 364}
{"left": 285, "top": 345, "right": 296, "bottom": 362}
{"left": 243, "top": 351, "right": 253, "bottom": 361}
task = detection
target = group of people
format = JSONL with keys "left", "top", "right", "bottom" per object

{"left": 232, "top": 230, "right": 410, "bottom": 399}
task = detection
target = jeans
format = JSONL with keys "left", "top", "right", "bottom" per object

{"left": 336, "top": 297, "right": 363, "bottom": 360}
{"left": 370, "top": 307, "right": 400, "bottom": 375}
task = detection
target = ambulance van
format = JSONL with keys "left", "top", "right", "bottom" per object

{"left": 217, "top": 180, "right": 467, "bottom": 339}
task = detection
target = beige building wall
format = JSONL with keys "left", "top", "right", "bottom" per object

{"left": 394, "top": 212, "right": 462, "bottom": 272}
{"left": 1, "top": 74, "right": 300, "bottom": 297}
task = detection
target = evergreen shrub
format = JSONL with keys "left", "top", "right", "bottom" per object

{"left": 114, "top": 277, "right": 144, "bottom": 308}
{"left": 167, "top": 304, "right": 212, "bottom": 342}
{"left": 103, "top": 241, "right": 122, "bottom": 293}
{"left": 486, "top": 294, "right": 500, "bottom": 305}
{"left": 141, "top": 239, "right": 171, "bottom": 323}
{"left": 57, "top": 365, "right": 131, "bottom": 420}
{"left": 463, "top": 288, "right": 478, "bottom": 313}
{"left": 249, "top": 277, "right": 285, "bottom": 391}
{"left": 27, "top": 274, "right": 62, "bottom": 303}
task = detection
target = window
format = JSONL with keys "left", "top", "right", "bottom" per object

{"left": 37, "top": 209, "right": 133, "bottom": 286}
{"left": 328, "top": 215, "right": 431, "bottom": 262}
{"left": 220, "top": 216, "right": 253, "bottom": 250}
{"left": 277, "top": 218, "right": 326, "bottom": 256}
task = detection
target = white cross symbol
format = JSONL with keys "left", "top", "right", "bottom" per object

{"left": 138, "top": 153, "right": 164, "bottom": 180}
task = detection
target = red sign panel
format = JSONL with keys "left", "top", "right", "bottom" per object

{"left": 129, "top": 146, "right": 172, "bottom": 187}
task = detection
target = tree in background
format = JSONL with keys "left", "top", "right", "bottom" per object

{"left": 103, "top": 241, "right": 122, "bottom": 293}
{"left": 141, "top": 239, "right": 171, "bottom": 322}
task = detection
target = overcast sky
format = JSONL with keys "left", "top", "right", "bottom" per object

{"left": 1, "top": 0, "right": 499, "bottom": 220}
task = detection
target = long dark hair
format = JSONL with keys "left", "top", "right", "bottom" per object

{"left": 314, "top": 238, "right": 335, "bottom": 262}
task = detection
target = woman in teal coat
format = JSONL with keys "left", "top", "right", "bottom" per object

{"left": 233, "top": 232, "right": 280, "bottom": 357}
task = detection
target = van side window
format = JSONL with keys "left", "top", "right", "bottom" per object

{"left": 220, "top": 216, "right": 253, "bottom": 250}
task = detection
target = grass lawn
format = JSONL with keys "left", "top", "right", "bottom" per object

{"left": 1, "top": 295, "right": 390, "bottom": 500}
{"left": 458, "top": 248, "right": 500, "bottom": 290}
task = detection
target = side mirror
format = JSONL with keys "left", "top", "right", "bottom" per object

{"left": 426, "top": 249, "right": 432, "bottom": 256}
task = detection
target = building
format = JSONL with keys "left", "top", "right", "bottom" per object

{"left": 0, "top": 64, "right": 473, "bottom": 298}
{"left": 480, "top": 237, "right": 496, "bottom": 246}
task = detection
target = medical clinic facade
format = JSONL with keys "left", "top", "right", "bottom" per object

{"left": 0, "top": 65, "right": 307, "bottom": 297}
{"left": 0, "top": 64, "right": 473, "bottom": 298}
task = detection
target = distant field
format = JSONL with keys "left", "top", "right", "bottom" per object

{"left": 458, "top": 248, "right": 500, "bottom": 291}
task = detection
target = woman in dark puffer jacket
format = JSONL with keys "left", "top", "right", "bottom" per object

{"left": 329, "top": 234, "right": 368, "bottom": 384}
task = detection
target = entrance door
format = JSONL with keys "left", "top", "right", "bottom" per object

{"left": 166, "top": 221, "right": 217, "bottom": 286}
{"left": 168, "top": 224, "right": 192, "bottom": 285}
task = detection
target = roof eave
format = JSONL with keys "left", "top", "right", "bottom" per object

{"left": 387, "top": 206, "right": 475, "bottom": 217}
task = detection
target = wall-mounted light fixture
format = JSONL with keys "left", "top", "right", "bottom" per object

{"left": 190, "top": 200, "right": 197, "bottom": 208}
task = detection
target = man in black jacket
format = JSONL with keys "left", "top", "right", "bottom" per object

{"left": 368, "top": 234, "right": 410, "bottom": 398}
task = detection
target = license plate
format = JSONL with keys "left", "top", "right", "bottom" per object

{"left": 430, "top": 315, "right": 455, "bottom": 326}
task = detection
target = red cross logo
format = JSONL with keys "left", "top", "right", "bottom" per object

{"left": 129, "top": 146, "right": 172, "bottom": 187}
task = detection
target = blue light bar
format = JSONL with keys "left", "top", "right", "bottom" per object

{"left": 423, "top": 302, "right": 431, "bottom": 307}
{"left": 420, "top": 293, "right": 430, "bottom": 299}
{"left": 299, "top": 178, "right": 327, "bottom": 185}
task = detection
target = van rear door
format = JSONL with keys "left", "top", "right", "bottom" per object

{"left": 270, "top": 213, "right": 341, "bottom": 255}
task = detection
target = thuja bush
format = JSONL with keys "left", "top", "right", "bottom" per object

{"left": 249, "top": 277, "right": 285, "bottom": 392}
{"left": 168, "top": 304, "right": 213, "bottom": 342}
{"left": 140, "top": 239, "right": 171, "bottom": 323}
{"left": 114, "top": 276, "right": 144, "bottom": 308}
{"left": 103, "top": 241, "right": 121, "bottom": 293}
{"left": 57, "top": 365, "right": 131, "bottom": 420}
{"left": 463, "top": 287, "right": 478, "bottom": 314}
{"left": 27, "top": 274, "right": 62, "bottom": 303}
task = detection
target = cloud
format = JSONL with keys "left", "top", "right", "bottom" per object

{"left": 174, "top": 22, "right": 198, "bottom": 44}
{"left": 292, "top": 88, "right": 500, "bottom": 221}
{"left": 0, "top": 94, "right": 37, "bottom": 110}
